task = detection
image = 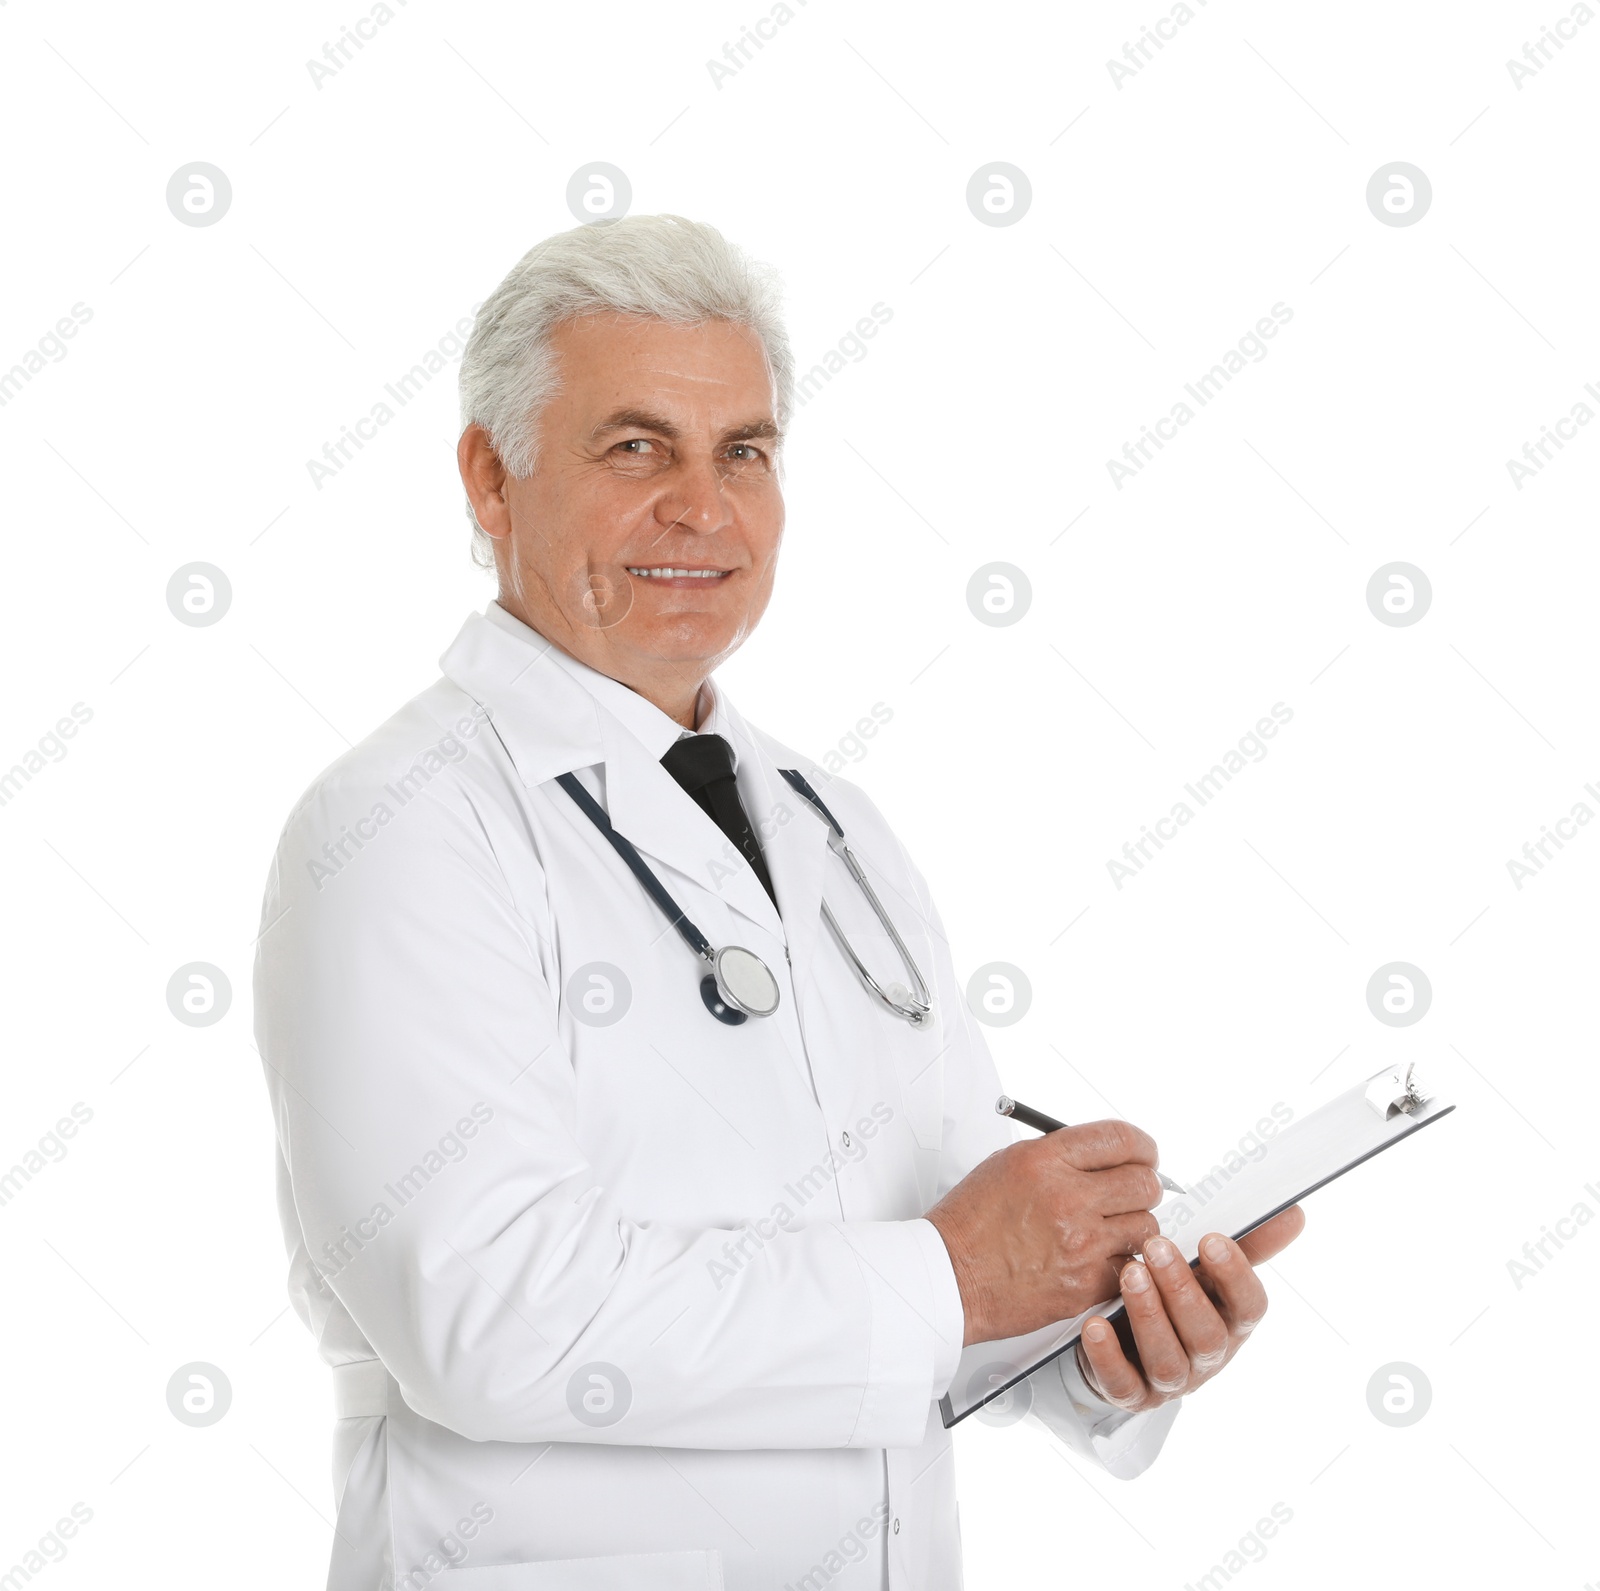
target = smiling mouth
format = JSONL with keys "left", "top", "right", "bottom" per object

{"left": 624, "top": 566, "right": 732, "bottom": 580}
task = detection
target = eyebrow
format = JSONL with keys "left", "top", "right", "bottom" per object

{"left": 588, "top": 407, "right": 782, "bottom": 447}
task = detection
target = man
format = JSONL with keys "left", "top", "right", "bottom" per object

{"left": 254, "top": 214, "right": 1302, "bottom": 1591}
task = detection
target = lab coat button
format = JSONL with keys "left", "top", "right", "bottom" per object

{"left": 893, "top": 1518, "right": 900, "bottom": 1534}
{"left": 840, "top": 1130, "right": 852, "bottom": 1150}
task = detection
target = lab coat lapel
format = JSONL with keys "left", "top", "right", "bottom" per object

{"left": 710, "top": 697, "right": 831, "bottom": 990}
{"left": 441, "top": 610, "right": 809, "bottom": 946}
{"left": 598, "top": 714, "right": 785, "bottom": 943}
{"left": 439, "top": 611, "right": 607, "bottom": 786}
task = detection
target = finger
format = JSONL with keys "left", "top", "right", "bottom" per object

{"left": 1237, "top": 1205, "right": 1306, "bottom": 1266}
{"left": 1142, "top": 1236, "right": 1230, "bottom": 1371}
{"left": 1082, "top": 1209, "right": 1163, "bottom": 1302}
{"left": 1076, "top": 1315, "right": 1148, "bottom": 1409}
{"left": 1084, "top": 1162, "right": 1166, "bottom": 1215}
{"left": 1194, "top": 1232, "right": 1268, "bottom": 1337}
{"left": 1102, "top": 1209, "right": 1162, "bottom": 1256}
{"left": 1115, "top": 1259, "right": 1192, "bottom": 1397}
{"left": 1049, "top": 1119, "right": 1160, "bottom": 1174}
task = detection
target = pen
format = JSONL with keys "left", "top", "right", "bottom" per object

{"left": 996, "top": 1095, "right": 1186, "bottom": 1195}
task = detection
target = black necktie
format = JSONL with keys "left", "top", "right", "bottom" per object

{"left": 660, "top": 733, "right": 778, "bottom": 910}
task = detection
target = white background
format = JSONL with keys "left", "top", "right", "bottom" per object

{"left": 2, "top": 0, "right": 1597, "bottom": 1585}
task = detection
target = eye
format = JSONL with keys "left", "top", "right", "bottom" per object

{"left": 615, "top": 437, "right": 659, "bottom": 456}
{"left": 726, "top": 442, "right": 767, "bottom": 463}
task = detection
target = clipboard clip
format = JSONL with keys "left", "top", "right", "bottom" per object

{"left": 1364, "top": 1061, "right": 1430, "bottom": 1119}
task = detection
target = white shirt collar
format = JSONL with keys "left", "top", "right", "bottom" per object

{"left": 482, "top": 601, "right": 726, "bottom": 763}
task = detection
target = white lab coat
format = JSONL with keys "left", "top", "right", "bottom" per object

{"left": 253, "top": 602, "right": 1179, "bottom": 1591}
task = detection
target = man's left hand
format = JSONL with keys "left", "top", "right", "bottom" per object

{"left": 1075, "top": 1205, "right": 1306, "bottom": 1412}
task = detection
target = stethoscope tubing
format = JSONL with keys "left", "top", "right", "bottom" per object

{"left": 781, "top": 772, "right": 933, "bottom": 1025}
{"left": 555, "top": 771, "right": 715, "bottom": 963}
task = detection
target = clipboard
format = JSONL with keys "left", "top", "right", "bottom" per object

{"left": 939, "top": 1062, "right": 1456, "bottom": 1428}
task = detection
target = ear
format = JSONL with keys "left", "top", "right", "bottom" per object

{"left": 457, "top": 425, "right": 512, "bottom": 541}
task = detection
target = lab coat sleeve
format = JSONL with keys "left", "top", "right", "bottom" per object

{"left": 1023, "top": 1344, "right": 1182, "bottom": 1479}
{"left": 883, "top": 834, "right": 1181, "bottom": 1477}
{"left": 254, "top": 761, "right": 955, "bottom": 1453}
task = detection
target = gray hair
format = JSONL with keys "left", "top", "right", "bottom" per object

{"left": 458, "top": 214, "right": 794, "bottom": 568}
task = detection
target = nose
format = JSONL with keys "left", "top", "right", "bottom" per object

{"left": 654, "top": 453, "right": 734, "bottom": 537}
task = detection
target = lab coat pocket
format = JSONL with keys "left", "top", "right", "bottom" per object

{"left": 436, "top": 1551, "right": 723, "bottom": 1589}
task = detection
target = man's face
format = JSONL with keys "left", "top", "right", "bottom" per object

{"left": 490, "top": 312, "right": 784, "bottom": 702}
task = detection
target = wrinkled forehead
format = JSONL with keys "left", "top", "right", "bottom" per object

{"left": 547, "top": 312, "right": 780, "bottom": 430}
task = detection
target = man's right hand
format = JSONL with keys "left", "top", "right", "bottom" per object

{"left": 924, "top": 1121, "right": 1166, "bottom": 1346}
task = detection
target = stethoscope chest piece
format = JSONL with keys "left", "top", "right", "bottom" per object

{"left": 703, "top": 944, "right": 780, "bottom": 1026}
{"left": 700, "top": 974, "right": 746, "bottom": 1025}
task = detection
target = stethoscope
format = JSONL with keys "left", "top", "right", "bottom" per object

{"left": 556, "top": 766, "right": 934, "bottom": 1029}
